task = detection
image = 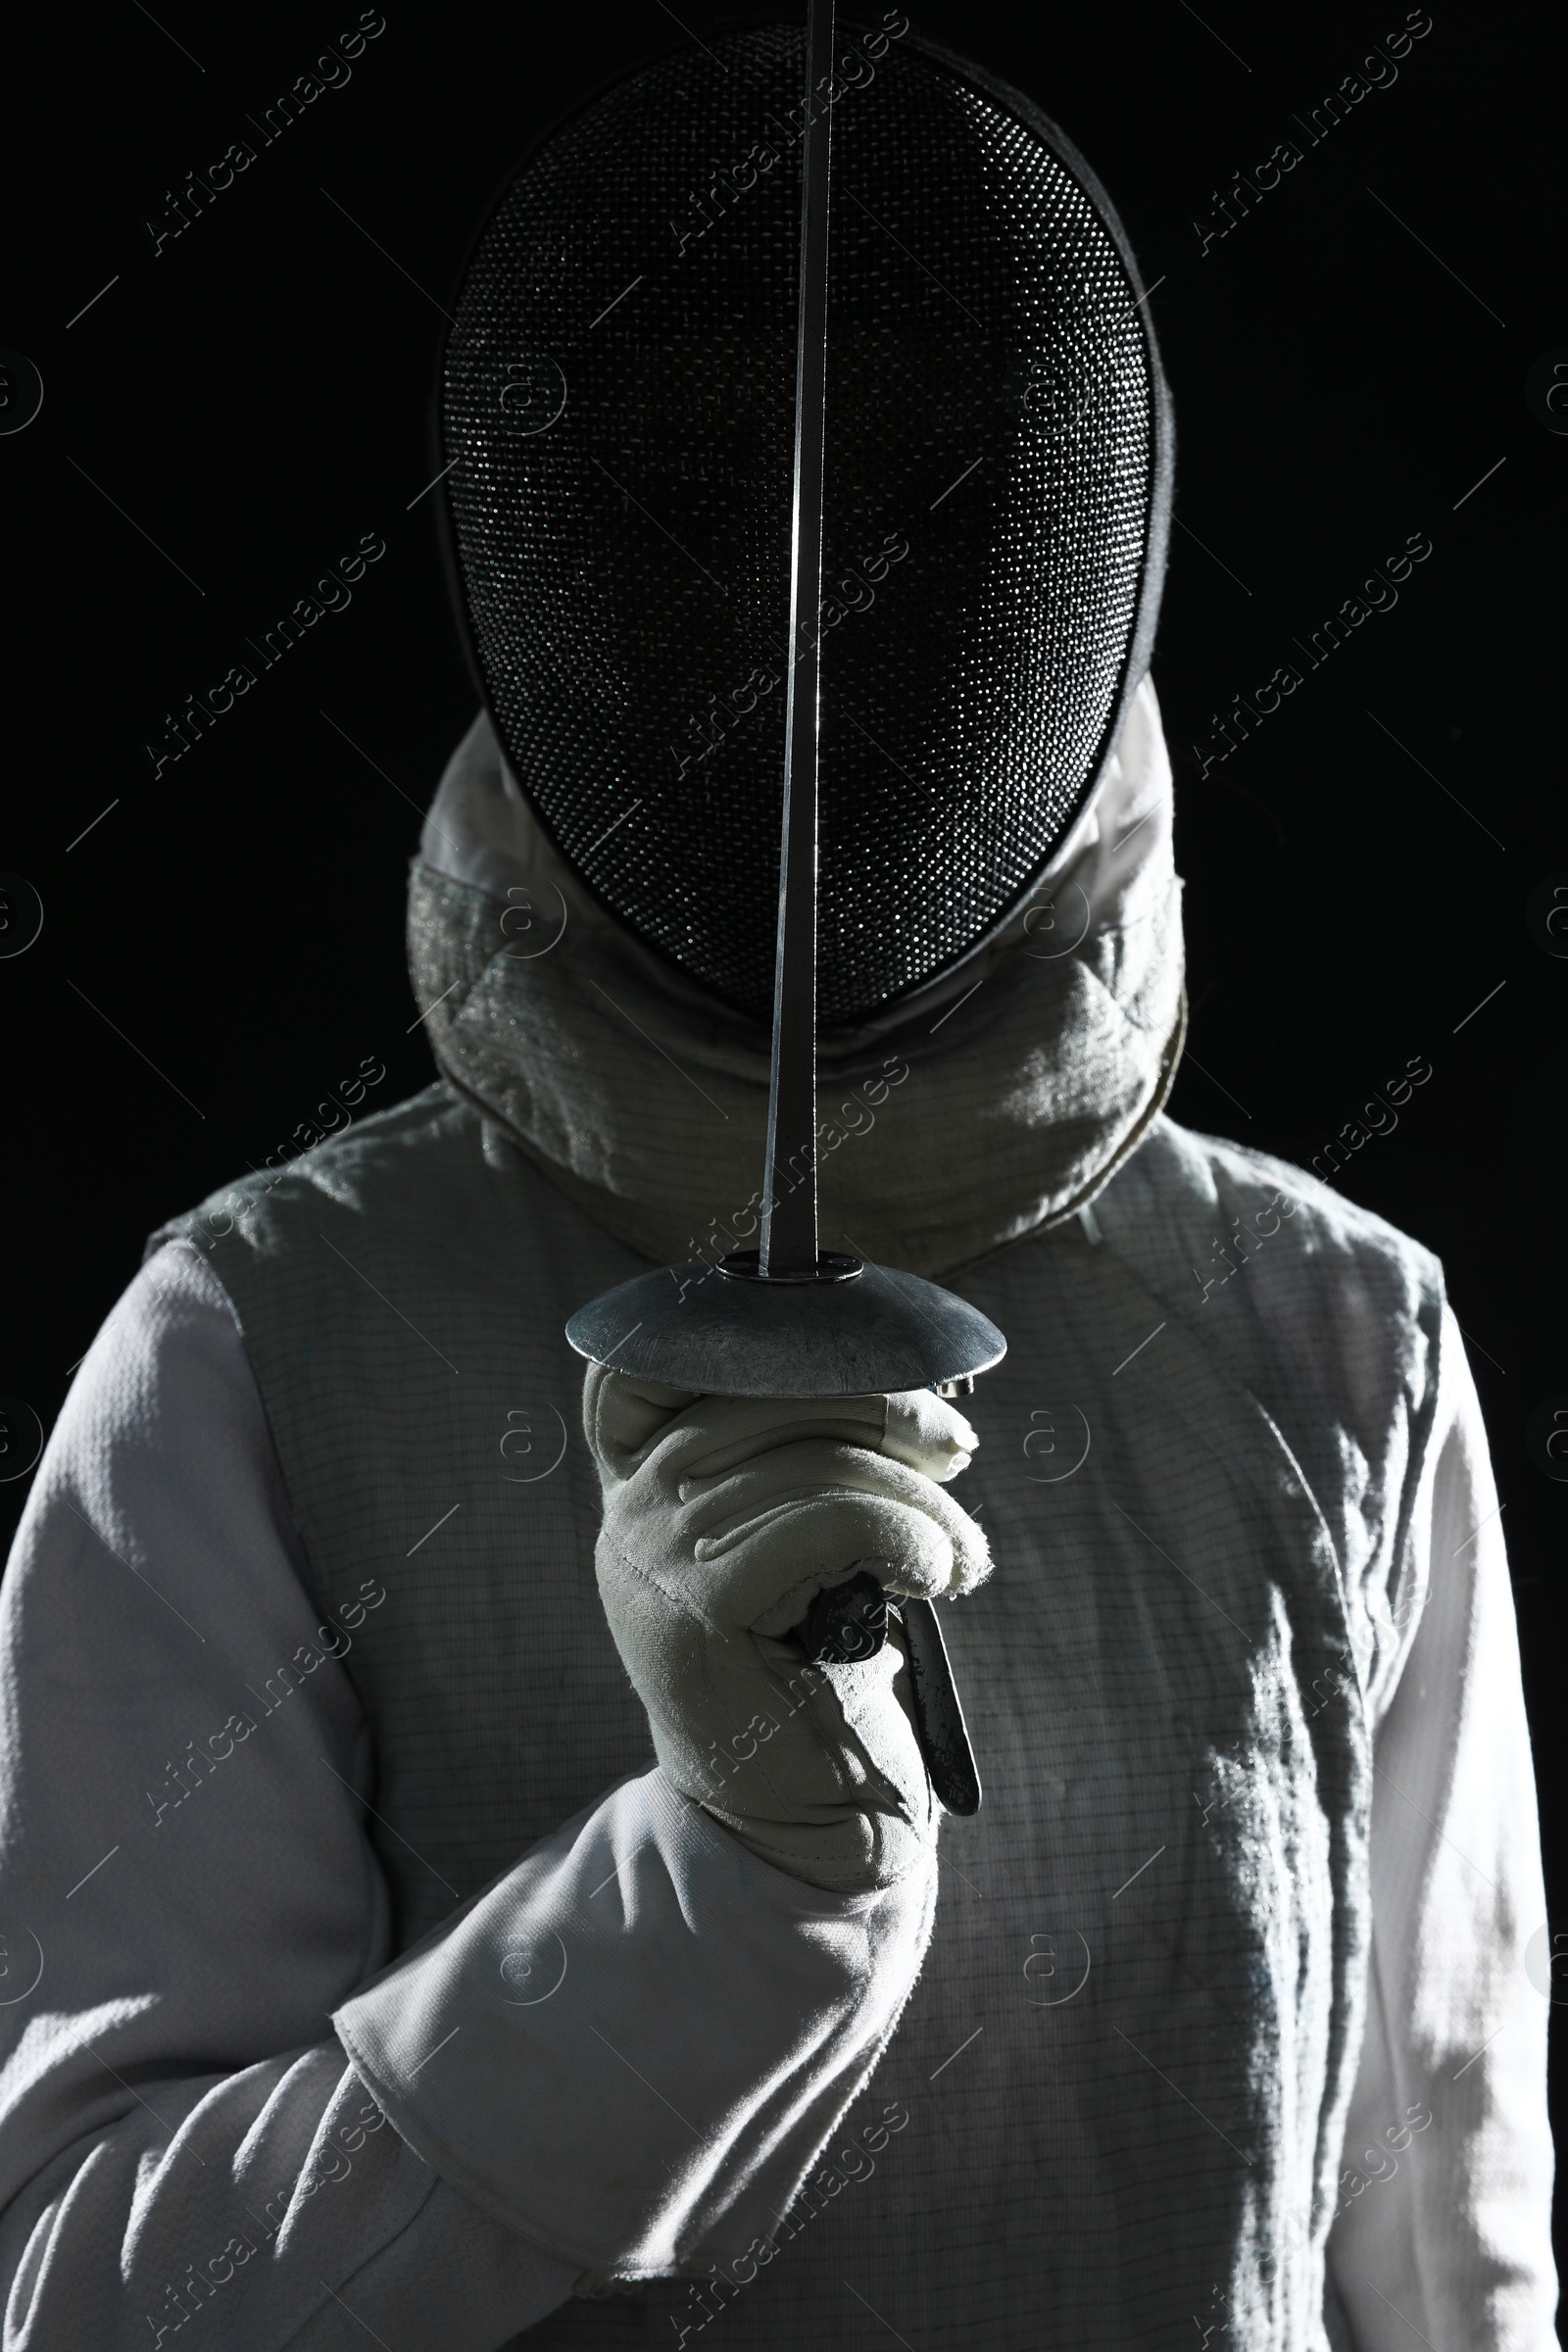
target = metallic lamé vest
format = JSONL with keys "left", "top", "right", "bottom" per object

{"left": 161, "top": 1084, "right": 1443, "bottom": 2352}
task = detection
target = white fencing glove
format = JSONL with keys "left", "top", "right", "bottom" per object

{"left": 584, "top": 1370, "right": 991, "bottom": 1893}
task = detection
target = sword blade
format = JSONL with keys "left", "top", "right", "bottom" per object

{"left": 760, "top": 0, "right": 835, "bottom": 1278}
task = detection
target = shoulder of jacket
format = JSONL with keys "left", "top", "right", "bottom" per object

{"left": 1105, "top": 1115, "right": 1445, "bottom": 1294}
{"left": 146, "top": 1081, "right": 478, "bottom": 1263}
{"left": 1086, "top": 1116, "right": 1448, "bottom": 1422}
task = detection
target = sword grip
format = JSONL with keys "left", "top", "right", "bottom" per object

{"left": 898, "top": 1597, "right": 982, "bottom": 1818}
{"left": 800, "top": 1568, "right": 982, "bottom": 1817}
{"left": 802, "top": 1568, "right": 888, "bottom": 1665}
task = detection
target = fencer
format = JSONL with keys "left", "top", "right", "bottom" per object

{"left": 0, "top": 20, "right": 1552, "bottom": 2351}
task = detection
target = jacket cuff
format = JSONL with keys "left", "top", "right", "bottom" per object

{"left": 332, "top": 1767, "right": 935, "bottom": 2278}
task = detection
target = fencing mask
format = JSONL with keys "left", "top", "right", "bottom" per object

{"left": 439, "top": 18, "right": 1172, "bottom": 1029}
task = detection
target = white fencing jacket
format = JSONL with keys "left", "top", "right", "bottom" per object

{"left": 0, "top": 688, "right": 1552, "bottom": 2349}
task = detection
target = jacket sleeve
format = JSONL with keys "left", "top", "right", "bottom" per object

{"left": 1325, "top": 1306, "right": 1557, "bottom": 2350}
{"left": 0, "top": 1240, "right": 935, "bottom": 2344}
{"left": 0, "top": 1240, "right": 580, "bottom": 2348}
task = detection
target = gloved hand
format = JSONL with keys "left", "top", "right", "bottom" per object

{"left": 583, "top": 1369, "right": 991, "bottom": 1892}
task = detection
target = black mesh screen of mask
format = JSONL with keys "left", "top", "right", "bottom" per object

{"left": 442, "top": 23, "right": 1170, "bottom": 1027}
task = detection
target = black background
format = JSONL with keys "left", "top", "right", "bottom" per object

{"left": 3, "top": 0, "right": 1564, "bottom": 2280}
